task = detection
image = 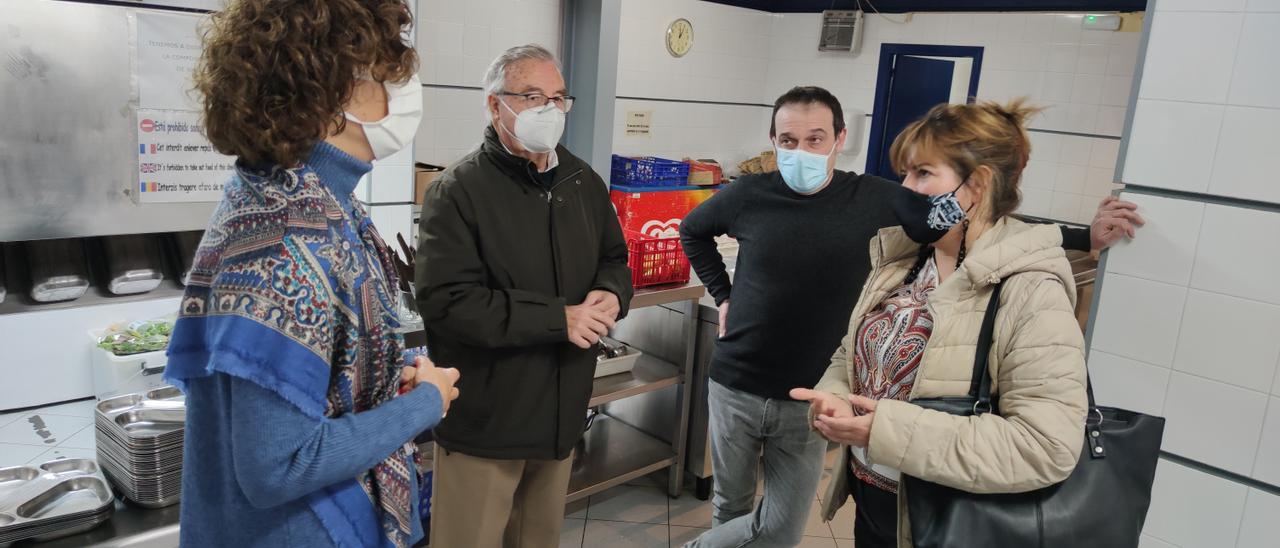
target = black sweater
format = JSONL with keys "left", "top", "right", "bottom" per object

{"left": 680, "top": 171, "right": 1090, "bottom": 400}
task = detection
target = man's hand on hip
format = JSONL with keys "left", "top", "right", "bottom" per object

{"left": 717, "top": 300, "right": 729, "bottom": 338}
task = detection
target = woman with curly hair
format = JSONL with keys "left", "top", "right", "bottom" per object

{"left": 162, "top": 1, "right": 458, "bottom": 546}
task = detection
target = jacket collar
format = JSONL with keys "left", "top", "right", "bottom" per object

{"left": 871, "top": 217, "right": 1074, "bottom": 303}
{"left": 481, "top": 125, "right": 574, "bottom": 182}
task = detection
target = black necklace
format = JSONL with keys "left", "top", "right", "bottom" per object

{"left": 905, "top": 218, "right": 971, "bottom": 284}
{"left": 956, "top": 218, "right": 970, "bottom": 270}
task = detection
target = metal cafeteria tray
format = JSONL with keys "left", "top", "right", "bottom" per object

{"left": 95, "top": 387, "right": 186, "bottom": 440}
{"left": 0, "top": 459, "right": 115, "bottom": 542}
{"left": 95, "top": 386, "right": 187, "bottom": 509}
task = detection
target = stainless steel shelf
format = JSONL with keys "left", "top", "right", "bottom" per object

{"left": 567, "top": 415, "right": 676, "bottom": 503}
{"left": 589, "top": 354, "right": 681, "bottom": 408}
{"left": 0, "top": 280, "right": 186, "bottom": 317}
{"left": 630, "top": 282, "right": 705, "bottom": 310}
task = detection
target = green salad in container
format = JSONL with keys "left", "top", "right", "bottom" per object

{"left": 97, "top": 317, "right": 175, "bottom": 356}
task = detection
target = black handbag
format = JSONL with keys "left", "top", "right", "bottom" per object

{"left": 903, "top": 282, "right": 1166, "bottom": 548}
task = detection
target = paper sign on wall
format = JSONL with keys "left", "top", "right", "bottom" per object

{"left": 136, "top": 12, "right": 204, "bottom": 111}
{"left": 626, "top": 110, "right": 653, "bottom": 137}
{"left": 136, "top": 109, "right": 234, "bottom": 203}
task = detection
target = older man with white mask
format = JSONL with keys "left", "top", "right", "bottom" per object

{"left": 415, "top": 44, "right": 632, "bottom": 548}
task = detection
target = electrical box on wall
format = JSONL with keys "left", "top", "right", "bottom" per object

{"left": 843, "top": 108, "right": 866, "bottom": 157}
{"left": 819, "top": 10, "right": 864, "bottom": 53}
{"left": 1082, "top": 13, "right": 1122, "bottom": 31}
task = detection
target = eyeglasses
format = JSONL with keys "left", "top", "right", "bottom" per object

{"left": 499, "top": 91, "right": 576, "bottom": 113}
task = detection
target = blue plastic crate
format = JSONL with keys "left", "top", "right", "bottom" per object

{"left": 611, "top": 155, "right": 691, "bottom": 187}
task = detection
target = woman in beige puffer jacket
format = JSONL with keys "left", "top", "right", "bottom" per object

{"left": 791, "top": 100, "right": 1089, "bottom": 548}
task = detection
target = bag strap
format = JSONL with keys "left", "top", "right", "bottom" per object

{"left": 967, "top": 279, "right": 1104, "bottom": 442}
{"left": 966, "top": 282, "right": 1004, "bottom": 411}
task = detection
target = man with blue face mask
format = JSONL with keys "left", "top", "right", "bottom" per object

{"left": 416, "top": 44, "right": 632, "bottom": 548}
{"left": 679, "top": 87, "right": 1143, "bottom": 547}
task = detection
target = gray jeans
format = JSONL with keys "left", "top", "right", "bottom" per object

{"left": 685, "top": 379, "right": 829, "bottom": 548}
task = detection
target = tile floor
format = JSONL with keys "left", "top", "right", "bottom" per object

{"left": 559, "top": 447, "right": 856, "bottom": 548}
{"left": 0, "top": 398, "right": 99, "bottom": 468}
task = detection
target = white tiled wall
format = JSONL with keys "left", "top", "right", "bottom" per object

{"left": 1145, "top": 464, "right": 1280, "bottom": 548}
{"left": 1162, "top": 372, "right": 1268, "bottom": 477}
{"left": 762, "top": 11, "right": 1140, "bottom": 224}
{"left": 616, "top": 0, "right": 772, "bottom": 106}
{"left": 1144, "top": 459, "right": 1249, "bottom": 548}
{"left": 1092, "top": 2, "right": 1280, "bottom": 546}
{"left": 1254, "top": 399, "right": 1280, "bottom": 486}
{"left": 414, "top": 3, "right": 1141, "bottom": 225}
{"left": 416, "top": 0, "right": 561, "bottom": 89}
{"left": 1094, "top": 193, "right": 1280, "bottom": 481}
{"left": 416, "top": 86, "right": 488, "bottom": 167}
{"left": 414, "top": 0, "right": 562, "bottom": 168}
{"left": 610, "top": 0, "right": 775, "bottom": 171}
{"left": 1237, "top": 487, "right": 1280, "bottom": 548}
{"left": 1123, "top": 5, "right": 1280, "bottom": 204}
{"left": 611, "top": 99, "right": 771, "bottom": 177}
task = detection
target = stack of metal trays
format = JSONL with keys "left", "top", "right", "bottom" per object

{"left": 95, "top": 386, "right": 186, "bottom": 508}
{"left": 0, "top": 458, "right": 116, "bottom": 543}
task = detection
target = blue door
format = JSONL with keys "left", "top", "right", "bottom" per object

{"left": 874, "top": 56, "right": 955, "bottom": 181}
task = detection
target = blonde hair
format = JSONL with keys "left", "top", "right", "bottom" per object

{"left": 889, "top": 99, "right": 1043, "bottom": 222}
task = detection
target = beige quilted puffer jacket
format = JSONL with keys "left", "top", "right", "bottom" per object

{"left": 814, "top": 217, "right": 1089, "bottom": 547}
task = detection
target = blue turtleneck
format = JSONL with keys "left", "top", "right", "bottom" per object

{"left": 307, "top": 140, "right": 372, "bottom": 211}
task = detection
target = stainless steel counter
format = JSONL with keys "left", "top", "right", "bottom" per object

{"left": 11, "top": 500, "right": 180, "bottom": 548}
{"left": 631, "top": 281, "right": 707, "bottom": 310}
{"left": 569, "top": 281, "right": 706, "bottom": 501}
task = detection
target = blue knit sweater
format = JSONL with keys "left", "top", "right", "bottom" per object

{"left": 177, "top": 375, "right": 438, "bottom": 547}
{"left": 167, "top": 142, "right": 441, "bottom": 547}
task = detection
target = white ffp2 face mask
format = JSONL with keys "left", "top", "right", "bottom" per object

{"left": 344, "top": 73, "right": 423, "bottom": 160}
{"left": 498, "top": 99, "right": 566, "bottom": 154}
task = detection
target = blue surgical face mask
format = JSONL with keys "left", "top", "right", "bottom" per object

{"left": 776, "top": 142, "right": 836, "bottom": 195}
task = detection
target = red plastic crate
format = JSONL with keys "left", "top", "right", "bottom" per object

{"left": 685, "top": 160, "right": 723, "bottom": 186}
{"left": 625, "top": 231, "right": 691, "bottom": 288}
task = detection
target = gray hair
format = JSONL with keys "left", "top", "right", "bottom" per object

{"left": 482, "top": 44, "right": 561, "bottom": 97}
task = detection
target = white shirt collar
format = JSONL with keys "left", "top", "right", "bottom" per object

{"left": 542, "top": 149, "right": 560, "bottom": 173}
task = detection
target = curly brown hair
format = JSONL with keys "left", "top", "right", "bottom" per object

{"left": 194, "top": 0, "right": 417, "bottom": 168}
{"left": 889, "top": 98, "right": 1044, "bottom": 222}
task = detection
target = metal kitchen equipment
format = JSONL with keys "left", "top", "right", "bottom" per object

{"left": 25, "top": 239, "right": 91, "bottom": 303}
{"left": 94, "top": 387, "right": 186, "bottom": 508}
{"left": 566, "top": 284, "right": 703, "bottom": 502}
{"left": 0, "top": 1, "right": 218, "bottom": 242}
{"left": 595, "top": 338, "right": 643, "bottom": 379}
{"left": 0, "top": 458, "right": 116, "bottom": 543}
{"left": 100, "top": 235, "right": 166, "bottom": 296}
{"left": 167, "top": 231, "right": 204, "bottom": 286}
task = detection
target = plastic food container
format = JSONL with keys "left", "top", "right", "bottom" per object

{"left": 89, "top": 329, "right": 170, "bottom": 400}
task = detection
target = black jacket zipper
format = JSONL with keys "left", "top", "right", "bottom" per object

{"left": 533, "top": 167, "right": 583, "bottom": 297}
{"left": 532, "top": 166, "right": 583, "bottom": 459}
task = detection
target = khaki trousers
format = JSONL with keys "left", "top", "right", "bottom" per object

{"left": 429, "top": 445, "right": 573, "bottom": 548}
